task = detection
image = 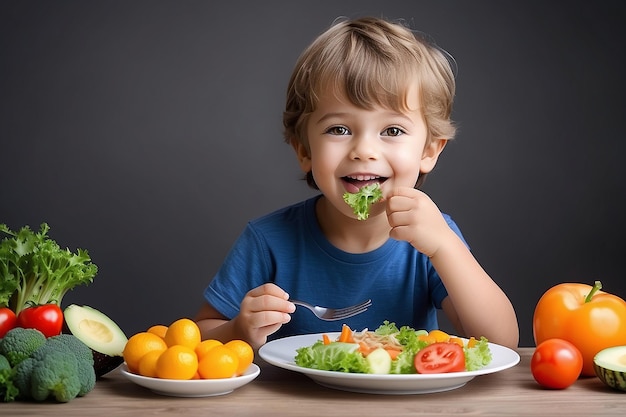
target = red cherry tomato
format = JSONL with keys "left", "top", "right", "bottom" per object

{"left": 0, "top": 307, "right": 18, "bottom": 338}
{"left": 414, "top": 342, "right": 466, "bottom": 374}
{"left": 17, "top": 304, "right": 64, "bottom": 337}
{"left": 531, "top": 338, "right": 583, "bottom": 389}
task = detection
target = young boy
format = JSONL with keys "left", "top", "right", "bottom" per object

{"left": 195, "top": 17, "right": 519, "bottom": 349}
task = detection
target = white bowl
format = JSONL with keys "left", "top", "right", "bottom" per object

{"left": 120, "top": 363, "right": 260, "bottom": 397}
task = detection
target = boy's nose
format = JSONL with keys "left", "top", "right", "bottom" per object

{"left": 349, "top": 135, "right": 379, "bottom": 160}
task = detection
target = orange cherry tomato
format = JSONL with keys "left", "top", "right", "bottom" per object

{"left": 533, "top": 281, "right": 626, "bottom": 376}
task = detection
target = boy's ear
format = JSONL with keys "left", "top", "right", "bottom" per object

{"left": 419, "top": 138, "right": 447, "bottom": 174}
{"left": 292, "top": 141, "right": 312, "bottom": 173}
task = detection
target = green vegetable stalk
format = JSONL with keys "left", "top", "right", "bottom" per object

{"left": 0, "top": 223, "right": 97, "bottom": 313}
{"left": 343, "top": 183, "right": 383, "bottom": 221}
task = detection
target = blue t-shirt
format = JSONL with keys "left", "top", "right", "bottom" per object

{"left": 204, "top": 195, "right": 467, "bottom": 340}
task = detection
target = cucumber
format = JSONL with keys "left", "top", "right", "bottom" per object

{"left": 366, "top": 347, "right": 392, "bottom": 374}
{"left": 593, "top": 345, "right": 626, "bottom": 392}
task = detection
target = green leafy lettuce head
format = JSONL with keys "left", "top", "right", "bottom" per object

{"left": 0, "top": 223, "right": 97, "bottom": 314}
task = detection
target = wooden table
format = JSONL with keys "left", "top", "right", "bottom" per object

{"left": 2, "top": 348, "right": 625, "bottom": 416}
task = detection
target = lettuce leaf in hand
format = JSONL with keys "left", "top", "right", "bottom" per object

{"left": 343, "top": 183, "right": 383, "bottom": 221}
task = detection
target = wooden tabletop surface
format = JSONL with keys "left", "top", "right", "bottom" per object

{"left": 2, "top": 347, "right": 625, "bottom": 416}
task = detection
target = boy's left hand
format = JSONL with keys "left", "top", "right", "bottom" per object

{"left": 385, "top": 186, "right": 456, "bottom": 257}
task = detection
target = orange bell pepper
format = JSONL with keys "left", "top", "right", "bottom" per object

{"left": 533, "top": 280, "right": 626, "bottom": 376}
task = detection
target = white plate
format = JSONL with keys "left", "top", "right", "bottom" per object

{"left": 120, "top": 363, "right": 260, "bottom": 397}
{"left": 258, "top": 333, "right": 519, "bottom": 395}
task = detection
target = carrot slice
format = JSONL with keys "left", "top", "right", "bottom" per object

{"left": 338, "top": 324, "right": 354, "bottom": 343}
{"left": 358, "top": 341, "right": 372, "bottom": 356}
{"left": 322, "top": 334, "right": 331, "bottom": 345}
{"left": 385, "top": 348, "right": 402, "bottom": 360}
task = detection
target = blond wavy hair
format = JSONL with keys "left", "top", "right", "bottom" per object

{"left": 283, "top": 17, "right": 457, "bottom": 189}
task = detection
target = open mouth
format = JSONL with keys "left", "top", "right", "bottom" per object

{"left": 342, "top": 175, "right": 387, "bottom": 192}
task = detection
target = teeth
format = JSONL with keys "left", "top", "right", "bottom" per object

{"left": 347, "top": 175, "right": 380, "bottom": 181}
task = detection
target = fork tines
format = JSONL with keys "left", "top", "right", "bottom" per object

{"left": 332, "top": 299, "right": 372, "bottom": 318}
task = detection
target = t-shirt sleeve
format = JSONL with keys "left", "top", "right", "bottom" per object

{"left": 203, "top": 223, "right": 273, "bottom": 319}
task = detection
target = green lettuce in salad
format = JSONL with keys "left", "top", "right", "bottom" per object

{"left": 294, "top": 342, "right": 369, "bottom": 373}
{"left": 464, "top": 334, "right": 493, "bottom": 370}
{"left": 294, "top": 321, "right": 492, "bottom": 374}
{"left": 343, "top": 183, "right": 383, "bottom": 221}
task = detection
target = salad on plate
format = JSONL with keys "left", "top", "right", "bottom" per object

{"left": 294, "top": 321, "right": 492, "bottom": 375}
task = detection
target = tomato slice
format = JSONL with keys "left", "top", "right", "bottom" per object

{"left": 414, "top": 342, "right": 465, "bottom": 373}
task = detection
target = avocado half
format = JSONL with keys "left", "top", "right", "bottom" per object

{"left": 64, "top": 304, "right": 129, "bottom": 378}
{"left": 593, "top": 345, "right": 626, "bottom": 392}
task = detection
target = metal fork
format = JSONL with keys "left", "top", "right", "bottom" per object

{"left": 290, "top": 299, "right": 372, "bottom": 321}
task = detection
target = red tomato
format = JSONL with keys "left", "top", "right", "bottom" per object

{"left": 414, "top": 342, "right": 465, "bottom": 374}
{"left": 0, "top": 307, "right": 18, "bottom": 338}
{"left": 531, "top": 338, "right": 583, "bottom": 389}
{"left": 17, "top": 304, "right": 63, "bottom": 337}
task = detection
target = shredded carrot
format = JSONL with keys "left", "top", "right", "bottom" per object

{"left": 322, "top": 334, "right": 331, "bottom": 345}
{"left": 338, "top": 324, "right": 354, "bottom": 343}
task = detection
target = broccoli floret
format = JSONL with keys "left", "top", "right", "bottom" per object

{"left": 1, "top": 332, "right": 96, "bottom": 402}
{"left": 44, "top": 334, "right": 94, "bottom": 363}
{"left": 39, "top": 334, "right": 95, "bottom": 395}
{"left": 0, "top": 327, "right": 46, "bottom": 366}
{"left": 12, "top": 357, "right": 34, "bottom": 398}
{"left": 0, "top": 353, "right": 20, "bottom": 402}
{"left": 0, "top": 354, "right": 9, "bottom": 371}
{"left": 30, "top": 334, "right": 96, "bottom": 399}
{"left": 30, "top": 350, "right": 82, "bottom": 402}
{"left": 74, "top": 356, "right": 96, "bottom": 396}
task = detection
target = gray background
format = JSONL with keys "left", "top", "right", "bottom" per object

{"left": 1, "top": 0, "right": 624, "bottom": 347}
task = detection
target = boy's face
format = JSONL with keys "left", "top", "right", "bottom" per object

{"left": 294, "top": 86, "right": 445, "bottom": 220}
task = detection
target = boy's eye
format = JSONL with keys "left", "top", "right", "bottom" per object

{"left": 325, "top": 126, "right": 350, "bottom": 135}
{"left": 382, "top": 127, "right": 405, "bottom": 137}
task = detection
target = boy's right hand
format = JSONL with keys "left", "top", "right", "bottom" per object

{"left": 386, "top": 186, "right": 457, "bottom": 258}
{"left": 233, "top": 283, "right": 295, "bottom": 348}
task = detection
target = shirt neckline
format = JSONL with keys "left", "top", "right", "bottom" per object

{"left": 304, "top": 195, "right": 398, "bottom": 264}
